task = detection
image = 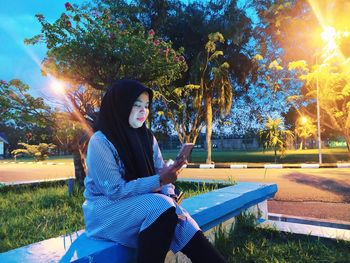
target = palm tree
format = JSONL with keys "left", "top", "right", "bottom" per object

{"left": 258, "top": 117, "right": 294, "bottom": 163}
{"left": 194, "top": 32, "right": 233, "bottom": 163}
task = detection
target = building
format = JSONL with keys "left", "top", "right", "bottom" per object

{"left": 0, "top": 132, "right": 9, "bottom": 159}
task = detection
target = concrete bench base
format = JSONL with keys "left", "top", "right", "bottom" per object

{"left": 0, "top": 182, "right": 277, "bottom": 263}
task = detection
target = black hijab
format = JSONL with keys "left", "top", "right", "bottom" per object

{"left": 97, "top": 80, "right": 155, "bottom": 181}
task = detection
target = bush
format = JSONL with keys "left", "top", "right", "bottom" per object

{"left": 11, "top": 143, "right": 56, "bottom": 161}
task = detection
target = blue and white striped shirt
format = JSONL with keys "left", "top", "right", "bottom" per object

{"left": 82, "top": 131, "right": 199, "bottom": 252}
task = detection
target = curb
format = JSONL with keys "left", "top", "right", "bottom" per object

{"left": 1, "top": 162, "right": 350, "bottom": 169}
{"left": 0, "top": 162, "right": 67, "bottom": 165}
{"left": 186, "top": 163, "right": 350, "bottom": 169}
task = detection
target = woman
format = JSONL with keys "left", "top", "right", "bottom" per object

{"left": 82, "top": 80, "right": 226, "bottom": 263}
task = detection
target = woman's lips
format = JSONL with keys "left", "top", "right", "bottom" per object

{"left": 137, "top": 117, "right": 145, "bottom": 122}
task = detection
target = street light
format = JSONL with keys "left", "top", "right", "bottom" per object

{"left": 314, "top": 26, "right": 338, "bottom": 165}
{"left": 300, "top": 116, "right": 308, "bottom": 125}
{"left": 314, "top": 25, "right": 343, "bottom": 164}
{"left": 315, "top": 59, "right": 322, "bottom": 164}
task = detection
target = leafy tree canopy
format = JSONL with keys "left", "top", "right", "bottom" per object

{"left": 25, "top": 2, "right": 187, "bottom": 93}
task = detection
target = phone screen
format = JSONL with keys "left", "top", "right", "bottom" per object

{"left": 176, "top": 143, "right": 194, "bottom": 161}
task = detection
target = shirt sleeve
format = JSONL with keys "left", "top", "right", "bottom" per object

{"left": 86, "top": 134, "right": 161, "bottom": 200}
{"left": 152, "top": 136, "right": 176, "bottom": 196}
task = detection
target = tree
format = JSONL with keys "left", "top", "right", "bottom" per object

{"left": 0, "top": 79, "right": 53, "bottom": 153}
{"left": 0, "top": 79, "right": 51, "bottom": 127}
{"left": 295, "top": 116, "right": 317, "bottom": 150}
{"left": 154, "top": 84, "right": 205, "bottom": 144}
{"left": 11, "top": 143, "right": 56, "bottom": 161}
{"left": 258, "top": 117, "right": 293, "bottom": 163}
{"left": 51, "top": 112, "right": 85, "bottom": 155}
{"left": 289, "top": 58, "right": 350, "bottom": 153}
{"left": 25, "top": 2, "right": 187, "bottom": 184}
{"left": 197, "top": 32, "right": 233, "bottom": 163}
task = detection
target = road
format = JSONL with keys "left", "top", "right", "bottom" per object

{"left": 1, "top": 163, "right": 349, "bottom": 222}
{"left": 180, "top": 168, "right": 350, "bottom": 223}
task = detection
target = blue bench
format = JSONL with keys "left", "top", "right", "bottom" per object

{"left": 0, "top": 182, "right": 277, "bottom": 263}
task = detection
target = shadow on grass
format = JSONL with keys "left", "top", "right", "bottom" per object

{"left": 285, "top": 173, "right": 350, "bottom": 202}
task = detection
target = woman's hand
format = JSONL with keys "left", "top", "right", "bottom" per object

{"left": 159, "top": 156, "right": 187, "bottom": 185}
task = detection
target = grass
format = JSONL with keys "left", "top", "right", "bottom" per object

{"left": 1, "top": 181, "right": 349, "bottom": 261}
{"left": 0, "top": 181, "right": 84, "bottom": 252}
{"left": 1, "top": 148, "right": 349, "bottom": 164}
{"left": 162, "top": 147, "right": 350, "bottom": 164}
{"left": 0, "top": 181, "right": 224, "bottom": 253}
{"left": 214, "top": 214, "right": 350, "bottom": 263}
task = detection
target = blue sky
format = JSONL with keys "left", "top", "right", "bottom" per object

{"left": 0, "top": 0, "right": 84, "bottom": 98}
{"left": 0, "top": 0, "right": 257, "bottom": 99}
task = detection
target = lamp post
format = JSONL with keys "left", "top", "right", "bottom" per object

{"left": 315, "top": 62, "right": 322, "bottom": 164}
{"left": 315, "top": 26, "right": 336, "bottom": 164}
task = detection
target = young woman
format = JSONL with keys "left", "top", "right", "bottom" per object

{"left": 82, "top": 80, "right": 226, "bottom": 263}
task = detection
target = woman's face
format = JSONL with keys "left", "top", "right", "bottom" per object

{"left": 128, "top": 92, "right": 149, "bottom": 128}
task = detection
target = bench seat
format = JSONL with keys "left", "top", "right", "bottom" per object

{"left": 0, "top": 182, "right": 277, "bottom": 263}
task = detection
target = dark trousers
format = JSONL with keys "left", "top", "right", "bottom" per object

{"left": 137, "top": 207, "right": 178, "bottom": 263}
{"left": 138, "top": 208, "right": 226, "bottom": 263}
{"left": 181, "top": 230, "right": 227, "bottom": 263}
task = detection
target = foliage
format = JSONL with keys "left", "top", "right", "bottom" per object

{"left": 153, "top": 84, "right": 205, "bottom": 144}
{"left": 0, "top": 79, "right": 51, "bottom": 127}
{"left": 289, "top": 55, "right": 350, "bottom": 152}
{"left": 192, "top": 32, "right": 233, "bottom": 163}
{"left": 101, "top": 0, "right": 255, "bottom": 154}
{"left": 11, "top": 143, "right": 56, "bottom": 161}
{"left": 295, "top": 116, "right": 317, "bottom": 150}
{"left": 25, "top": 2, "right": 186, "bottom": 94}
{"left": 0, "top": 79, "right": 54, "bottom": 153}
{"left": 257, "top": 117, "right": 294, "bottom": 163}
{"left": 250, "top": 54, "right": 302, "bottom": 120}
{"left": 51, "top": 112, "right": 86, "bottom": 155}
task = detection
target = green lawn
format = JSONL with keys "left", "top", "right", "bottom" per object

{"left": 1, "top": 148, "right": 349, "bottom": 164}
{"left": 215, "top": 214, "right": 350, "bottom": 263}
{"left": 0, "top": 181, "right": 223, "bottom": 252}
{"left": 162, "top": 147, "right": 350, "bottom": 164}
{"left": 1, "top": 182, "right": 349, "bottom": 262}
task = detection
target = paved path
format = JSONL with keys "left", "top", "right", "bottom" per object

{"left": 0, "top": 163, "right": 74, "bottom": 183}
{"left": 180, "top": 168, "right": 350, "bottom": 222}
{"left": 1, "top": 163, "right": 349, "bottom": 222}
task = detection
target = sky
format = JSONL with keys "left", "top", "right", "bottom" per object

{"left": 0, "top": 0, "right": 257, "bottom": 100}
{"left": 0, "top": 0, "right": 85, "bottom": 99}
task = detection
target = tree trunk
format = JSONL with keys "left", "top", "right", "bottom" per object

{"left": 299, "top": 140, "right": 303, "bottom": 150}
{"left": 73, "top": 149, "right": 86, "bottom": 187}
{"left": 71, "top": 134, "right": 90, "bottom": 189}
{"left": 274, "top": 149, "right": 277, "bottom": 163}
{"left": 344, "top": 132, "right": 350, "bottom": 155}
{"left": 205, "top": 95, "right": 213, "bottom": 164}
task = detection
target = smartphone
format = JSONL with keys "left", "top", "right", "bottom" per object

{"left": 174, "top": 189, "right": 185, "bottom": 205}
{"left": 176, "top": 191, "right": 185, "bottom": 204}
{"left": 176, "top": 143, "right": 194, "bottom": 162}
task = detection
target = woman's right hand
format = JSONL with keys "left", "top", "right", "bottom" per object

{"left": 159, "top": 156, "right": 186, "bottom": 185}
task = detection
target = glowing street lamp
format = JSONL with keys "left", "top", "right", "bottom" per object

{"left": 315, "top": 67, "right": 322, "bottom": 164}
{"left": 314, "top": 25, "right": 340, "bottom": 164}
{"left": 300, "top": 116, "right": 308, "bottom": 125}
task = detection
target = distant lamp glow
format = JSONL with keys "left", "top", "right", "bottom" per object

{"left": 51, "top": 80, "right": 65, "bottom": 94}
{"left": 300, "top": 116, "right": 308, "bottom": 125}
{"left": 321, "top": 26, "right": 337, "bottom": 52}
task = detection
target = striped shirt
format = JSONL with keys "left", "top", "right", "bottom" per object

{"left": 82, "top": 131, "right": 200, "bottom": 252}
